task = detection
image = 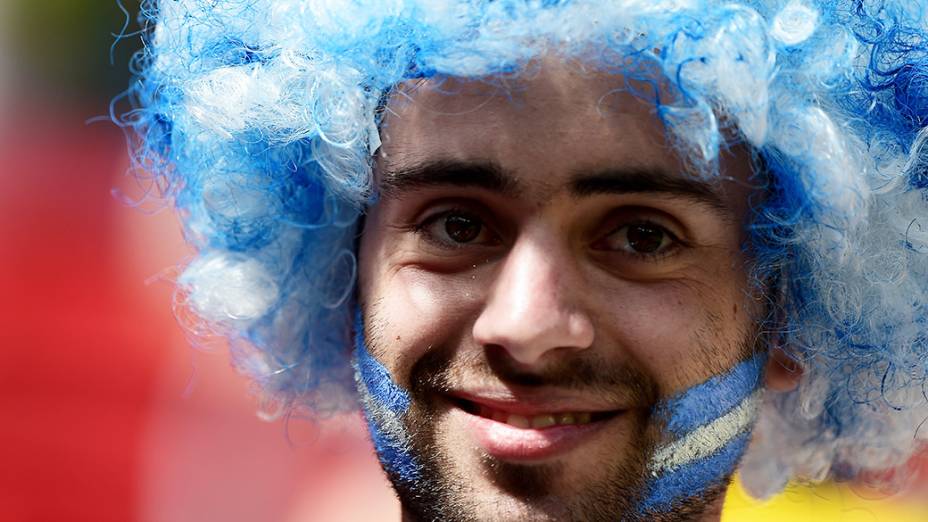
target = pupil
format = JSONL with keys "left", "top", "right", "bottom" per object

{"left": 445, "top": 215, "right": 481, "bottom": 243}
{"left": 627, "top": 224, "right": 664, "bottom": 253}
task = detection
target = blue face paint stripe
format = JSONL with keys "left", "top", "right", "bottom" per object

{"left": 655, "top": 352, "right": 766, "bottom": 437}
{"left": 353, "top": 308, "right": 420, "bottom": 483}
{"left": 648, "top": 389, "right": 760, "bottom": 474}
{"left": 361, "top": 396, "right": 421, "bottom": 482}
{"left": 354, "top": 309, "right": 411, "bottom": 415}
{"left": 369, "top": 430, "right": 421, "bottom": 482}
{"left": 638, "top": 430, "right": 752, "bottom": 514}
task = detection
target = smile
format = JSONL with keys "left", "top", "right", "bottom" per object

{"left": 447, "top": 394, "right": 624, "bottom": 461}
{"left": 455, "top": 397, "right": 615, "bottom": 428}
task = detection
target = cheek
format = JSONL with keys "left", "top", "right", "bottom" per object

{"left": 595, "top": 279, "right": 753, "bottom": 393}
{"left": 602, "top": 285, "right": 698, "bottom": 364}
{"left": 364, "top": 264, "right": 486, "bottom": 384}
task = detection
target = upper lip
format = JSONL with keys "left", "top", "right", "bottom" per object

{"left": 446, "top": 389, "right": 627, "bottom": 416}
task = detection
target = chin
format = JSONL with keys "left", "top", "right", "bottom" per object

{"left": 389, "top": 407, "right": 654, "bottom": 522}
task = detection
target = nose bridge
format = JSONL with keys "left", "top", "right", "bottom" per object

{"left": 472, "top": 229, "right": 594, "bottom": 365}
{"left": 503, "top": 236, "right": 563, "bottom": 317}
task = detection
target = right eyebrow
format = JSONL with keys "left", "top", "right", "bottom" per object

{"left": 568, "top": 167, "right": 733, "bottom": 216}
{"left": 379, "top": 159, "right": 521, "bottom": 198}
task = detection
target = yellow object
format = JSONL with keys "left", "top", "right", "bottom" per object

{"left": 722, "top": 475, "right": 928, "bottom": 522}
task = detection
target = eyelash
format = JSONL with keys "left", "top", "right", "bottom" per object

{"left": 409, "top": 206, "right": 686, "bottom": 263}
{"left": 411, "top": 207, "right": 500, "bottom": 250}
{"left": 595, "top": 219, "right": 685, "bottom": 262}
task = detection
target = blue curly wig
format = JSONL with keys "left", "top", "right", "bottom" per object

{"left": 122, "top": 0, "right": 928, "bottom": 498}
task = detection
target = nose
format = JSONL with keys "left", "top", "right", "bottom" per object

{"left": 472, "top": 234, "right": 595, "bottom": 366}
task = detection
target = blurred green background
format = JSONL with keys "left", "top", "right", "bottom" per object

{"left": 4, "top": 0, "right": 141, "bottom": 104}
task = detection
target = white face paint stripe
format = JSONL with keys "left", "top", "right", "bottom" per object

{"left": 648, "top": 390, "right": 762, "bottom": 474}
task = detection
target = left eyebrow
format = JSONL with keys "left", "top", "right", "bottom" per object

{"left": 379, "top": 159, "right": 521, "bottom": 199}
{"left": 568, "top": 167, "right": 733, "bottom": 216}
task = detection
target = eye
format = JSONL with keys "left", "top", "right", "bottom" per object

{"left": 416, "top": 209, "right": 499, "bottom": 247}
{"left": 444, "top": 214, "right": 483, "bottom": 243}
{"left": 596, "top": 221, "right": 677, "bottom": 256}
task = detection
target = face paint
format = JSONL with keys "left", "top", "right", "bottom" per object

{"left": 637, "top": 352, "right": 766, "bottom": 515}
{"left": 352, "top": 308, "right": 421, "bottom": 484}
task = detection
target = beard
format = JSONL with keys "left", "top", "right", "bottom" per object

{"left": 355, "top": 315, "right": 760, "bottom": 522}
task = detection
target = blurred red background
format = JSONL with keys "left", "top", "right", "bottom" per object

{"left": 0, "top": 3, "right": 397, "bottom": 521}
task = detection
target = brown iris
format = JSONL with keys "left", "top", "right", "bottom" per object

{"left": 625, "top": 223, "right": 666, "bottom": 253}
{"left": 444, "top": 214, "right": 482, "bottom": 243}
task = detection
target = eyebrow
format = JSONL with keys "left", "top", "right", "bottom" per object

{"left": 380, "top": 159, "right": 519, "bottom": 198}
{"left": 568, "top": 167, "right": 731, "bottom": 215}
{"left": 379, "top": 159, "right": 731, "bottom": 215}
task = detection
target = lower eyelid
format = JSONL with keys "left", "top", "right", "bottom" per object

{"left": 415, "top": 218, "right": 499, "bottom": 250}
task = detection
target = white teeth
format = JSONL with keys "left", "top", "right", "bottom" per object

{"left": 462, "top": 400, "right": 602, "bottom": 428}
{"left": 500, "top": 411, "right": 595, "bottom": 428}
{"left": 531, "top": 415, "right": 557, "bottom": 429}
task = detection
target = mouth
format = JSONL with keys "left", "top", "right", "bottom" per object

{"left": 446, "top": 394, "right": 624, "bottom": 462}
{"left": 451, "top": 396, "right": 618, "bottom": 428}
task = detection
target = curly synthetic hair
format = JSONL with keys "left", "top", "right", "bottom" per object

{"left": 121, "top": 0, "right": 928, "bottom": 498}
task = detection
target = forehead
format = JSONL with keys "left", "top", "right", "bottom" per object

{"left": 379, "top": 60, "right": 682, "bottom": 184}
{"left": 376, "top": 59, "right": 756, "bottom": 216}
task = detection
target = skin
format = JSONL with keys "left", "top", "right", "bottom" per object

{"left": 356, "top": 58, "right": 800, "bottom": 521}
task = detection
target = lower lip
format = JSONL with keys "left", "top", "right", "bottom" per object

{"left": 456, "top": 406, "right": 618, "bottom": 461}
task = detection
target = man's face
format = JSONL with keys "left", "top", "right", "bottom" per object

{"left": 357, "top": 60, "right": 765, "bottom": 521}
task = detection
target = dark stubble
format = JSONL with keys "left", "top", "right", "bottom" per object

{"left": 358, "top": 311, "right": 758, "bottom": 521}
